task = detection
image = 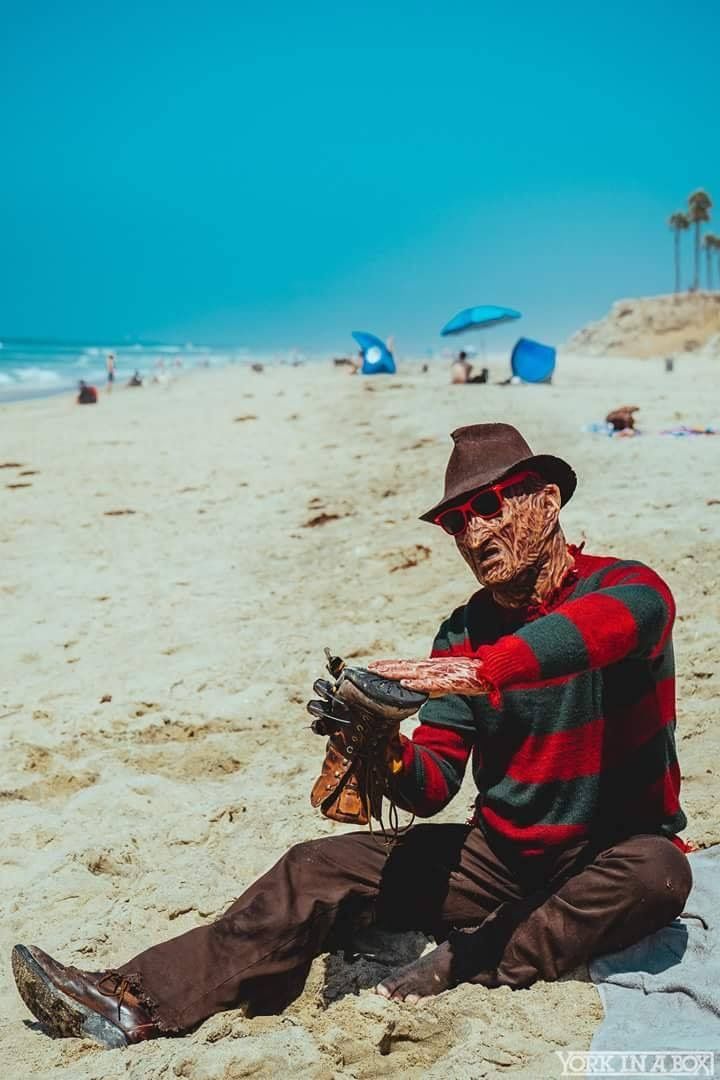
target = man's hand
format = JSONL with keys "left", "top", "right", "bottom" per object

{"left": 368, "top": 658, "right": 493, "bottom": 697}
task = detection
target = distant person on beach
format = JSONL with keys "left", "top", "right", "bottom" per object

{"left": 333, "top": 353, "right": 361, "bottom": 374}
{"left": 450, "top": 350, "right": 471, "bottom": 383}
{"left": 76, "top": 380, "right": 98, "bottom": 404}
{"left": 128, "top": 370, "right": 143, "bottom": 387}
{"left": 333, "top": 356, "right": 360, "bottom": 373}
{"left": 12, "top": 423, "right": 690, "bottom": 1046}
{"left": 106, "top": 353, "right": 116, "bottom": 390}
{"left": 606, "top": 404, "right": 639, "bottom": 431}
{"left": 450, "top": 351, "right": 488, "bottom": 385}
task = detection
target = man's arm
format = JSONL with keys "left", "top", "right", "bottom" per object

{"left": 373, "top": 561, "right": 675, "bottom": 701}
{"left": 476, "top": 560, "right": 675, "bottom": 691}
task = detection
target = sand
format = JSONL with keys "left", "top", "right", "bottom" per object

{"left": 1, "top": 354, "right": 719, "bottom": 1079}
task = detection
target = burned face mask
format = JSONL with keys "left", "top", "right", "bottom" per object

{"left": 455, "top": 481, "right": 561, "bottom": 592}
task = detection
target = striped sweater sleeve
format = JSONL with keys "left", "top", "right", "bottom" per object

{"left": 390, "top": 618, "right": 475, "bottom": 817}
{"left": 477, "top": 560, "right": 675, "bottom": 691}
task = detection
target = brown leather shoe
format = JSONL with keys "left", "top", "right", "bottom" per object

{"left": 11, "top": 944, "right": 160, "bottom": 1047}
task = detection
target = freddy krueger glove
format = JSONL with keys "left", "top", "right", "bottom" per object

{"left": 308, "top": 651, "right": 427, "bottom": 826}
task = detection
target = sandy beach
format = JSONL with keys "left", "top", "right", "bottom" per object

{"left": 2, "top": 354, "right": 719, "bottom": 1079}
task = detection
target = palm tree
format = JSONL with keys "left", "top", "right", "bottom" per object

{"left": 687, "top": 189, "right": 713, "bottom": 290}
{"left": 712, "top": 234, "right": 720, "bottom": 292}
{"left": 703, "top": 234, "right": 718, "bottom": 290}
{"left": 668, "top": 211, "right": 690, "bottom": 292}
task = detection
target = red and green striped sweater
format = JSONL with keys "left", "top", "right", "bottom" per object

{"left": 393, "top": 549, "right": 686, "bottom": 857}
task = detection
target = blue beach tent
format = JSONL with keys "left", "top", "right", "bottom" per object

{"left": 351, "top": 331, "right": 396, "bottom": 375}
{"left": 511, "top": 338, "right": 556, "bottom": 383}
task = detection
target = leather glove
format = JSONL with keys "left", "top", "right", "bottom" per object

{"left": 308, "top": 658, "right": 427, "bottom": 825}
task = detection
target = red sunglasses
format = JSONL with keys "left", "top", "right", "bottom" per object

{"left": 434, "top": 470, "right": 539, "bottom": 536}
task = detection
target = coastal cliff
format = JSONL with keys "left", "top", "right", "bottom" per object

{"left": 568, "top": 293, "right": 720, "bottom": 358}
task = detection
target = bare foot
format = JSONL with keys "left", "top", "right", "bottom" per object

{"left": 374, "top": 941, "right": 455, "bottom": 1004}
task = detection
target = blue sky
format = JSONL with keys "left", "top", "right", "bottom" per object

{"left": 2, "top": 0, "right": 718, "bottom": 352}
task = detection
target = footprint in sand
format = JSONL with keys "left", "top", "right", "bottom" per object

{"left": 302, "top": 512, "right": 343, "bottom": 528}
{"left": 20, "top": 769, "right": 98, "bottom": 802}
{"left": 131, "top": 701, "right": 160, "bottom": 717}
{"left": 405, "top": 437, "right": 437, "bottom": 450}
{"left": 129, "top": 714, "right": 245, "bottom": 745}
{"left": 135, "top": 745, "right": 246, "bottom": 780}
{"left": 83, "top": 849, "right": 135, "bottom": 877}
{"left": 386, "top": 544, "right": 432, "bottom": 573}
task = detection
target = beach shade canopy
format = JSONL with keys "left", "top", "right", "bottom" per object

{"left": 511, "top": 337, "right": 556, "bottom": 383}
{"left": 351, "top": 330, "right": 396, "bottom": 375}
{"left": 440, "top": 305, "right": 521, "bottom": 337}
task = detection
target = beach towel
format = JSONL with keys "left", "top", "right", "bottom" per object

{"left": 582, "top": 422, "right": 642, "bottom": 438}
{"left": 589, "top": 846, "right": 720, "bottom": 1053}
{"left": 659, "top": 425, "right": 719, "bottom": 437}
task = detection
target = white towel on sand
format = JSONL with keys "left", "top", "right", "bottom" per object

{"left": 589, "top": 846, "right": 720, "bottom": 1052}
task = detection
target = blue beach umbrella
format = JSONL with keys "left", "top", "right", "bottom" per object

{"left": 351, "top": 330, "right": 396, "bottom": 375}
{"left": 511, "top": 337, "right": 556, "bottom": 383}
{"left": 440, "top": 305, "right": 521, "bottom": 337}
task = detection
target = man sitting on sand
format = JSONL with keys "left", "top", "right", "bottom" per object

{"left": 450, "top": 351, "right": 489, "bottom": 385}
{"left": 76, "top": 380, "right": 98, "bottom": 405}
{"left": 450, "top": 349, "right": 472, "bottom": 383}
{"left": 12, "top": 423, "right": 691, "bottom": 1046}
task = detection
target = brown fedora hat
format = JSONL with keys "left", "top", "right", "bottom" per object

{"left": 420, "top": 423, "right": 577, "bottom": 522}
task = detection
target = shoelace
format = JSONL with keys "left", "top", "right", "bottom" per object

{"left": 97, "top": 973, "right": 133, "bottom": 1023}
{"left": 95, "top": 972, "right": 158, "bottom": 1034}
{"left": 94, "top": 976, "right": 158, "bottom": 1032}
{"left": 362, "top": 743, "right": 415, "bottom": 847}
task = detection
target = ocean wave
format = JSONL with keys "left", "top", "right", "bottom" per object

{"left": 0, "top": 342, "right": 255, "bottom": 403}
{"left": 12, "top": 366, "right": 64, "bottom": 385}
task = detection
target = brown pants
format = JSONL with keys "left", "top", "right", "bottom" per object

{"left": 118, "top": 824, "right": 691, "bottom": 1032}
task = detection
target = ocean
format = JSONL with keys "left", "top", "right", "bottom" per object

{"left": 0, "top": 341, "right": 255, "bottom": 404}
